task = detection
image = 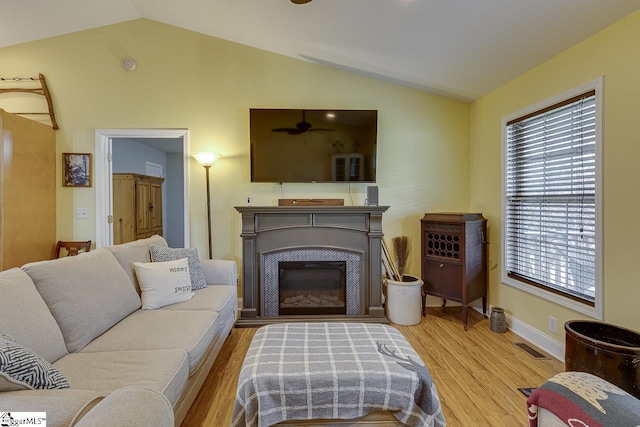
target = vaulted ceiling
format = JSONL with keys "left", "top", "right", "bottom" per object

{"left": 3, "top": 0, "right": 640, "bottom": 100}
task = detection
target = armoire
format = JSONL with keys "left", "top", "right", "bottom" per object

{"left": 112, "top": 173, "right": 164, "bottom": 244}
{"left": 0, "top": 109, "right": 56, "bottom": 270}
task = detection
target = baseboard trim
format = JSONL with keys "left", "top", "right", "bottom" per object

{"left": 462, "top": 304, "right": 563, "bottom": 362}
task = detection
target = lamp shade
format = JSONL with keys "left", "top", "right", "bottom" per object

{"left": 193, "top": 152, "right": 221, "bottom": 166}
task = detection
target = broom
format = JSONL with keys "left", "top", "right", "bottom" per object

{"left": 392, "top": 236, "right": 411, "bottom": 277}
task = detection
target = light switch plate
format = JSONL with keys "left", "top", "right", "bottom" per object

{"left": 76, "top": 208, "right": 88, "bottom": 219}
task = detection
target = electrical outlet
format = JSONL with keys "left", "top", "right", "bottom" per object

{"left": 548, "top": 316, "right": 558, "bottom": 334}
{"left": 76, "top": 208, "right": 88, "bottom": 219}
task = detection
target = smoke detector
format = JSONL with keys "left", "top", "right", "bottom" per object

{"left": 122, "top": 58, "right": 137, "bottom": 71}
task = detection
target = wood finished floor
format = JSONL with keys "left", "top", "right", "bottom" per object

{"left": 181, "top": 307, "right": 563, "bottom": 426}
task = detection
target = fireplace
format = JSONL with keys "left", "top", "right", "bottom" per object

{"left": 235, "top": 205, "right": 389, "bottom": 326}
{"left": 263, "top": 249, "right": 361, "bottom": 317}
{"left": 279, "top": 261, "right": 346, "bottom": 315}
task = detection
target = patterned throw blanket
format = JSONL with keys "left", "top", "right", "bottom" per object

{"left": 232, "top": 322, "right": 446, "bottom": 427}
{"left": 527, "top": 371, "right": 640, "bottom": 427}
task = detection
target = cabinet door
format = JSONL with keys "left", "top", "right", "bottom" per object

{"left": 136, "top": 180, "right": 151, "bottom": 234}
{"left": 112, "top": 176, "right": 136, "bottom": 244}
{"left": 0, "top": 111, "right": 56, "bottom": 268}
{"left": 423, "top": 259, "right": 462, "bottom": 300}
{"left": 332, "top": 155, "right": 347, "bottom": 181}
{"left": 347, "top": 156, "right": 362, "bottom": 181}
{"left": 331, "top": 154, "right": 364, "bottom": 181}
{"left": 150, "top": 182, "right": 163, "bottom": 233}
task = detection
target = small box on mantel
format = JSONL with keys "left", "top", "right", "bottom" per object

{"left": 278, "top": 199, "right": 344, "bottom": 206}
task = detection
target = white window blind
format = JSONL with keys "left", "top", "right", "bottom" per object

{"left": 505, "top": 90, "right": 596, "bottom": 304}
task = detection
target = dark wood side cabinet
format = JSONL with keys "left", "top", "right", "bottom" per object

{"left": 421, "top": 213, "right": 488, "bottom": 330}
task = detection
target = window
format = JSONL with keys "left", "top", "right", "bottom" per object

{"left": 502, "top": 78, "right": 602, "bottom": 318}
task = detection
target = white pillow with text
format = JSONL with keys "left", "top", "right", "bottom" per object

{"left": 133, "top": 257, "right": 194, "bottom": 309}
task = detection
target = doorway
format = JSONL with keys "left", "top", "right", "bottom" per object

{"left": 94, "top": 129, "right": 190, "bottom": 248}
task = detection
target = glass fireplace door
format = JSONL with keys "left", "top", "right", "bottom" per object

{"left": 278, "top": 261, "right": 347, "bottom": 315}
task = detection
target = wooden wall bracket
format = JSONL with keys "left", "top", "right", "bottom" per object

{"left": 0, "top": 73, "right": 59, "bottom": 130}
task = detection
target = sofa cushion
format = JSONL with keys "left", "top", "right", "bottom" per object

{"left": 0, "top": 389, "right": 104, "bottom": 427}
{"left": 133, "top": 258, "right": 194, "bottom": 309}
{"left": 200, "top": 259, "right": 238, "bottom": 286}
{"left": 0, "top": 331, "right": 69, "bottom": 391}
{"left": 0, "top": 268, "right": 67, "bottom": 363}
{"left": 106, "top": 235, "right": 169, "bottom": 293}
{"left": 22, "top": 248, "right": 141, "bottom": 353}
{"left": 54, "top": 349, "right": 189, "bottom": 406}
{"left": 74, "top": 386, "right": 174, "bottom": 427}
{"left": 80, "top": 309, "right": 220, "bottom": 375}
{"left": 150, "top": 245, "right": 208, "bottom": 290}
{"left": 163, "top": 285, "right": 237, "bottom": 321}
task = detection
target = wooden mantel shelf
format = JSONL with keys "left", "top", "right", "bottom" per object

{"left": 235, "top": 205, "right": 390, "bottom": 214}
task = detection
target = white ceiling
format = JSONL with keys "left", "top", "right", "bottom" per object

{"left": 3, "top": 0, "right": 640, "bottom": 101}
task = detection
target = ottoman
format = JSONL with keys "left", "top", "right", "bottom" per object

{"left": 232, "top": 322, "right": 445, "bottom": 427}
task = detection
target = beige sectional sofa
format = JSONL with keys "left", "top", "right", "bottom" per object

{"left": 0, "top": 235, "right": 238, "bottom": 426}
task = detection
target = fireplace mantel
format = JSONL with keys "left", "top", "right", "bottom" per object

{"left": 235, "top": 205, "right": 389, "bottom": 327}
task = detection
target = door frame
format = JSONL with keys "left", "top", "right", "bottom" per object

{"left": 94, "top": 128, "right": 190, "bottom": 248}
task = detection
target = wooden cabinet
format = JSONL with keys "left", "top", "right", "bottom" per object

{"left": 0, "top": 110, "right": 56, "bottom": 269}
{"left": 331, "top": 153, "right": 364, "bottom": 181}
{"left": 113, "top": 173, "right": 164, "bottom": 244}
{"left": 421, "top": 213, "right": 487, "bottom": 330}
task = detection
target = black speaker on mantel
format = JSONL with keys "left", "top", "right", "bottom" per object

{"left": 367, "top": 186, "right": 379, "bottom": 206}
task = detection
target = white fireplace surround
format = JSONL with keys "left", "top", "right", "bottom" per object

{"left": 263, "top": 249, "right": 361, "bottom": 317}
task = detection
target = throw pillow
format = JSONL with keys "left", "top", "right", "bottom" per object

{"left": 133, "top": 258, "right": 194, "bottom": 309}
{"left": 149, "top": 245, "right": 208, "bottom": 290}
{"left": 0, "top": 331, "right": 70, "bottom": 391}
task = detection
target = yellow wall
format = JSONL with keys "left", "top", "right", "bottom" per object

{"left": 470, "top": 10, "right": 640, "bottom": 340}
{"left": 5, "top": 12, "right": 637, "bottom": 341}
{"left": 0, "top": 19, "right": 470, "bottom": 286}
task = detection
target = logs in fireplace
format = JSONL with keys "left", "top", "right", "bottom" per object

{"left": 279, "top": 261, "right": 346, "bottom": 315}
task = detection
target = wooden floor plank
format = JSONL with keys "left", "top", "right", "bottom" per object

{"left": 182, "top": 307, "right": 563, "bottom": 426}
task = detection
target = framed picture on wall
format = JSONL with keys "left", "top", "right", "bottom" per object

{"left": 62, "top": 153, "right": 92, "bottom": 187}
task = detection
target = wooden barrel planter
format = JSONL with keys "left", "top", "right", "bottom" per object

{"left": 565, "top": 320, "right": 640, "bottom": 399}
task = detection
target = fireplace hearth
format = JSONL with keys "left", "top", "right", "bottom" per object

{"left": 279, "top": 261, "right": 346, "bottom": 315}
{"left": 235, "top": 205, "right": 389, "bottom": 326}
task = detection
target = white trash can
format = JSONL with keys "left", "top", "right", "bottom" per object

{"left": 385, "top": 274, "right": 423, "bottom": 325}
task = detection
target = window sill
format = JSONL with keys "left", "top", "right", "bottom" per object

{"left": 501, "top": 274, "right": 602, "bottom": 320}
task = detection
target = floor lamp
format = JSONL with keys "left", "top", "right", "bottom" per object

{"left": 193, "top": 152, "right": 221, "bottom": 259}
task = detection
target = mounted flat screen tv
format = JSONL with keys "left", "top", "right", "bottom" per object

{"left": 250, "top": 109, "right": 377, "bottom": 183}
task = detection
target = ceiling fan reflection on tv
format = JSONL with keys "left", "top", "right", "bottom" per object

{"left": 271, "top": 110, "right": 334, "bottom": 135}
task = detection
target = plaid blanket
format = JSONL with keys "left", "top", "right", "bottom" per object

{"left": 232, "top": 322, "right": 445, "bottom": 427}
